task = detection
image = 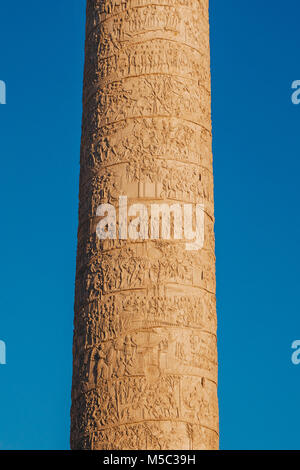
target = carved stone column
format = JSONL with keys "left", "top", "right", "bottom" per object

{"left": 71, "top": 0, "right": 219, "bottom": 450}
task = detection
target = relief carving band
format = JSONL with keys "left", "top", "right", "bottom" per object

{"left": 71, "top": 0, "right": 219, "bottom": 450}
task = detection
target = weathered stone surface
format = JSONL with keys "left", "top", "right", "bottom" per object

{"left": 71, "top": 0, "right": 218, "bottom": 450}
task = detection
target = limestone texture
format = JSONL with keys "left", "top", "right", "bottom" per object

{"left": 71, "top": 0, "right": 219, "bottom": 450}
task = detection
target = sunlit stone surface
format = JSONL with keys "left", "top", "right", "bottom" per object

{"left": 71, "top": 0, "right": 219, "bottom": 450}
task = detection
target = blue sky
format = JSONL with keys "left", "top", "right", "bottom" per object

{"left": 0, "top": 0, "right": 300, "bottom": 450}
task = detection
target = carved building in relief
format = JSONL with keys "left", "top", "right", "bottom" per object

{"left": 71, "top": 0, "right": 219, "bottom": 449}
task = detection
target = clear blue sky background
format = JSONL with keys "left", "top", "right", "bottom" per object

{"left": 0, "top": 0, "right": 300, "bottom": 450}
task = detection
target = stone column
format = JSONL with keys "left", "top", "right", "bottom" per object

{"left": 71, "top": 0, "right": 219, "bottom": 450}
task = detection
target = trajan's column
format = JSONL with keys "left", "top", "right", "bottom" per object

{"left": 71, "top": 0, "right": 219, "bottom": 450}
